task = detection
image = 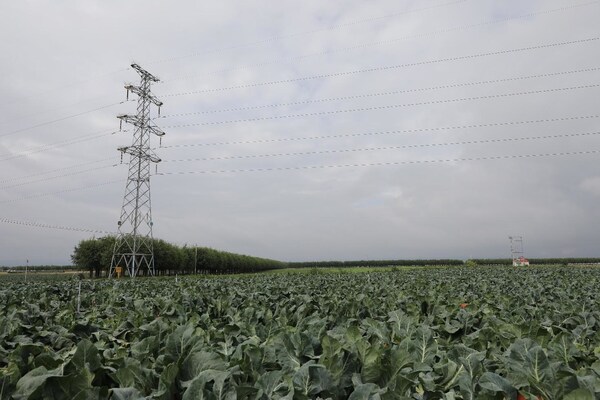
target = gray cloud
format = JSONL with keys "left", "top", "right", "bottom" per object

{"left": 1, "top": 0, "right": 599, "bottom": 265}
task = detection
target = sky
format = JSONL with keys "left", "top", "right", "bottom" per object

{"left": 1, "top": 0, "right": 599, "bottom": 266}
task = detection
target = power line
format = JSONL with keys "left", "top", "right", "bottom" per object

{"left": 163, "top": 83, "right": 600, "bottom": 128}
{"left": 160, "top": 36, "right": 599, "bottom": 97}
{"left": 0, "top": 164, "right": 120, "bottom": 190}
{"left": 160, "top": 67, "right": 600, "bottom": 119}
{"left": 148, "top": 0, "right": 468, "bottom": 66}
{"left": 161, "top": 114, "right": 600, "bottom": 148}
{"left": 0, "top": 68, "right": 129, "bottom": 113}
{"left": 0, "top": 2, "right": 466, "bottom": 114}
{"left": 0, "top": 1, "right": 469, "bottom": 117}
{"left": 0, "top": 101, "right": 129, "bottom": 139}
{"left": 2, "top": 0, "right": 595, "bottom": 122}
{"left": 163, "top": 131, "right": 600, "bottom": 163}
{"left": 0, "top": 180, "right": 123, "bottom": 205}
{"left": 0, "top": 93, "right": 122, "bottom": 127}
{"left": 0, "top": 216, "right": 115, "bottom": 235}
{"left": 0, "top": 157, "right": 117, "bottom": 184}
{"left": 0, "top": 129, "right": 117, "bottom": 162}
{"left": 0, "top": 1, "right": 467, "bottom": 115}
{"left": 156, "top": 150, "right": 600, "bottom": 175}
{"left": 164, "top": 1, "right": 600, "bottom": 83}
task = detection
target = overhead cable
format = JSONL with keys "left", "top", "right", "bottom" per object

{"left": 0, "top": 217, "right": 115, "bottom": 235}
{"left": 163, "top": 84, "right": 600, "bottom": 128}
{"left": 161, "top": 114, "right": 600, "bottom": 148}
{"left": 0, "top": 164, "right": 120, "bottom": 190}
{"left": 148, "top": 0, "right": 468, "bottom": 66}
{"left": 0, "top": 180, "right": 123, "bottom": 205}
{"left": 0, "top": 2, "right": 467, "bottom": 108}
{"left": 156, "top": 150, "right": 599, "bottom": 175}
{"left": 160, "top": 37, "right": 599, "bottom": 97}
{"left": 163, "top": 131, "right": 600, "bottom": 163}
{"left": 0, "top": 129, "right": 117, "bottom": 162}
{"left": 0, "top": 68, "right": 129, "bottom": 113}
{"left": 0, "top": 157, "right": 118, "bottom": 185}
{"left": 0, "top": 101, "right": 128, "bottom": 139}
{"left": 0, "top": 94, "right": 123, "bottom": 127}
{"left": 164, "top": 1, "right": 600, "bottom": 82}
{"left": 160, "top": 67, "right": 600, "bottom": 118}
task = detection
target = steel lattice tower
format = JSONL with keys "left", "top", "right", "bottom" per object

{"left": 508, "top": 235, "right": 524, "bottom": 265}
{"left": 109, "top": 64, "right": 165, "bottom": 278}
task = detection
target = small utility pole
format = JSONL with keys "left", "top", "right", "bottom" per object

{"left": 194, "top": 246, "right": 198, "bottom": 275}
{"left": 109, "top": 64, "right": 165, "bottom": 278}
{"left": 25, "top": 258, "right": 28, "bottom": 281}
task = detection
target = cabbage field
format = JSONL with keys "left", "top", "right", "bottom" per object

{"left": 1, "top": 267, "right": 600, "bottom": 399}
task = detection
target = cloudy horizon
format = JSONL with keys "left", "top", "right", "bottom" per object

{"left": 1, "top": 0, "right": 599, "bottom": 266}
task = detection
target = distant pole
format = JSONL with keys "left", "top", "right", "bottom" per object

{"left": 25, "top": 259, "right": 28, "bottom": 281}
{"left": 194, "top": 246, "right": 198, "bottom": 275}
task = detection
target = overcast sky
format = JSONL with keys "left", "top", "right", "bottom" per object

{"left": 1, "top": 0, "right": 599, "bottom": 266}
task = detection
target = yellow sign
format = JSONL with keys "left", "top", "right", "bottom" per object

{"left": 115, "top": 266, "right": 123, "bottom": 278}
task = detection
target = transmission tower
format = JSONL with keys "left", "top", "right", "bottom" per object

{"left": 109, "top": 64, "right": 165, "bottom": 278}
{"left": 508, "top": 235, "right": 525, "bottom": 266}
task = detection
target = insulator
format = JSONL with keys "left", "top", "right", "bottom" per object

{"left": 159, "top": 136, "right": 162, "bottom": 147}
{"left": 126, "top": 89, "right": 129, "bottom": 101}
{"left": 119, "top": 119, "right": 123, "bottom": 131}
{"left": 158, "top": 106, "right": 161, "bottom": 117}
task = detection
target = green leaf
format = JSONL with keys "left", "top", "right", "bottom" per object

{"left": 478, "top": 372, "right": 517, "bottom": 397}
{"left": 182, "top": 369, "right": 231, "bottom": 400}
{"left": 503, "top": 338, "right": 555, "bottom": 397}
{"left": 14, "top": 364, "right": 101, "bottom": 400}
{"left": 407, "top": 326, "right": 437, "bottom": 371}
{"left": 254, "top": 370, "right": 286, "bottom": 398}
{"left": 446, "top": 345, "right": 485, "bottom": 400}
{"left": 563, "top": 388, "right": 595, "bottom": 400}
{"left": 321, "top": 334, "right": 357, "bottom": 390}
{"left": 379, "top": 345, "right": 415, "bottom": 396}
{"left": 387, "top": 310, "right": 414, "bottom": 340}
{"left": 563, "top": 373, "right": 600, "bottom": 398}
{"left": 110, "top": 387, "right": 147, "bottom": 400}
{"left": 33, "top": 353, "right": 63, "bottom": 370}
{"left": 180, "top": 351, "right": 227, "bottom": 382}
{"left": 131, "top": 335, "right": 159, "bottom": 360}
{"left": 165, "top": 323, "right": 203, "bottom": 365}
{"left": 153, "top": 362, "right": 179, "bottom": 400}
{"left": 65, "top": 339, "right": 101, "bottom": 375}
{"left": 113, "top": 359, "right": 155, "bottom": 393}
{"left": 292, "top": 362, "right": 333, "bottom": 397}
{"left": 13, "top": 366, "right": 63, "bottom": 400}
{"left": 348, "top": 383, "right": 383, "bottom": 400}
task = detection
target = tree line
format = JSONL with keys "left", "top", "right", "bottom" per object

{"left": 71, "top": 236, "right": 600, "bottom": 277}
{"left": 469, "top": 258, "right": 600, "bottom": 266}
{"left": 71, "top": 236, "right": 286, "bottom": 277}
{"left": 287, "top": 259, "right": 465, "bottom": 268}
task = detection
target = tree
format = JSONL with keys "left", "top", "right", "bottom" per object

{"left": 72, "top": 236, "right": 114, "bottom": 277}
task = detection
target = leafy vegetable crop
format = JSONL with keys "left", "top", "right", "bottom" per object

{"left": 1, "top": 267, "right": 600, "bottom": 399}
